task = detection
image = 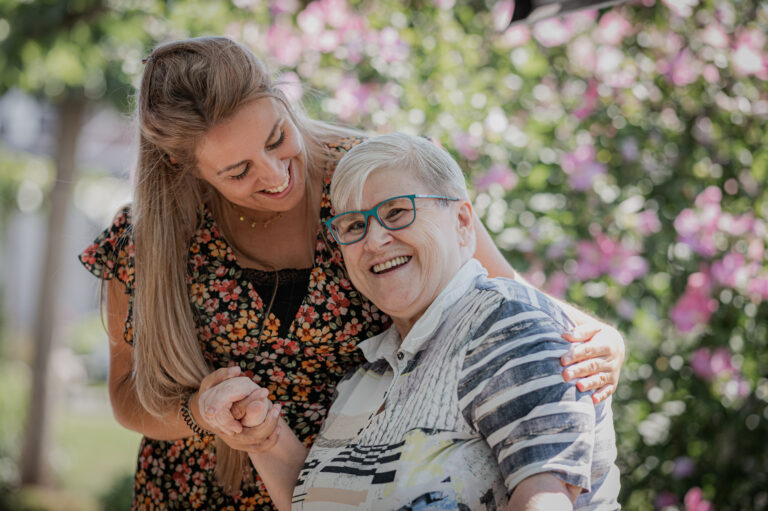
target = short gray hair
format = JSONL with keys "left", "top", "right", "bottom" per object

{"left": 331, "top": 132, "right": 469, "bottom": 212}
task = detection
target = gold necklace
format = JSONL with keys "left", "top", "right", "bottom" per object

{"left": 230, "top": 203, "right": 284, "bottom": 229}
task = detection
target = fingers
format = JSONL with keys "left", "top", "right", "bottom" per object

{"left": 231, "top": 387, "right": 269, "bottom": 421}
{"left": 562, "top": 357, "right": 616, "bottom": 383}
{"left": 561, "top": 341, "right": 611, "bottom": 367}
{"left": 240, "top": 392, "right": 272, "bottom": 428}
{"left": 591, "top": 384, "right": 616, "bottom": 404}
{"left": 562, "top": 324, "right": 601, "bottom": 343}
{"left": 200, "top": 366, "right": 242, "bottom": 393}
{"left": 218, "top": 404, "right": 283, "bottom": 452}
{"left": 199, "top": 377, "right": 260, "bottom": 435}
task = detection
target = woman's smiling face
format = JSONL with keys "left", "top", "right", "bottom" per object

{"left": 195, "top": 97, "right": 307, "bottom": 213}
{"left": 338, "top": 167, "right": 474, "bottom": 337}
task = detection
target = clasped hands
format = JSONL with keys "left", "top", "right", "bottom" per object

{"left": 193, "top": 366, "right": 281, "bottom": 453}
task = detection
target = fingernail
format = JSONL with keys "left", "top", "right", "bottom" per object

{"left": 229, "top": 366, "right": 240, "bottom": 376}
{"left": 206, "top": 407, "right": 215, "bottom": 416}
{"left": 562, "top": 356, "right": 571, "bottom": 365}
{"left": 563, "top": 370, "right": 573, "bottom": 380}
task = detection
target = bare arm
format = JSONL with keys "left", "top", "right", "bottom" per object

{"left": 247, "top": 420, "right": 308, "bottom": 511}
{"left": 106, "top": 279, "right": 197, "bottom": 439}
{"left": 507, "top": 473, "right": 580, "bottom": 511}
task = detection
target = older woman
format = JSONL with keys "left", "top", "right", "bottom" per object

{"left": 79, "top": 36, "right": 623, "bottom": 509}
{"left": 243, "top": 133, "right": 620, "bottom": 510}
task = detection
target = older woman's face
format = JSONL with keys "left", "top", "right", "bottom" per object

{"left": 338, "top": 168, "right": 473, "bottom": 336}
{"left": 195, "top": 97, "right": 307, "bottom": 213}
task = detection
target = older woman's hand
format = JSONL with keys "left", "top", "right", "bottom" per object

{"left": 560, "top": 324, "right": 626, "bottom": 404}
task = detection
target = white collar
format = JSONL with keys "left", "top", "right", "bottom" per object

{"left": 358, "top": 259, "right": 487, "bottom": 363}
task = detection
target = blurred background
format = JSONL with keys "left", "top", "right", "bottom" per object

{"left": 0, "top": 0, "right": 766, "bottom": 509}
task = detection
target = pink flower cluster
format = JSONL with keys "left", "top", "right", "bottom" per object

{"left": 673, "top": 186, "right": 768, "bottom": 304}
{"left": 474, "top": 163, "right": 518, "bottom": 191}
{"left": 575, "top": 233, "right": 649, "bottom": 285}
{"left": 267, "top": 0, "right": 409, "bottom": 67}
{"left": 654, "top": 487, "right": 714, "bottom": 511}
{"left": 670, "top": 270, "right": 718, "bottom": 332}
{"left": 561, "top": 143, "right": 606, "bottom": 191}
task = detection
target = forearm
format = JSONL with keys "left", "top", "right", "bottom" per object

{"left": 248, "top": 420, "right": 308, "bottom": 511}
{"left": 109, "top": 372, "right": 195, "bottom": 440}
{"left": 507, "top": 473, "right": 578, "bottom": 511}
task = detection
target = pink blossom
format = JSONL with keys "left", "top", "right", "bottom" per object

{"left": 573, "top": 80, "right": 599, "bottom": 119}
{"left": 747, "top": 275, "right": 768, "bottom": 301}
{"left": 695, "top": 186, "right": 722, "bottom": 207}
{"left": 546, "top": 271, "right": 569, "bottom": 299}
{"left": 297, "top": 2, "right": 326, "bottom": 36}
{"left": 732, "top": 29, "right": 768, "bottom": 78}
{"left": 474, "top": 163, "right": 518, "bottom": 191}
{"left": 270, "top": 0, "right": 299, "bottom": 15}
{"left": 533, "top": 17, "right": 574, "bottom": 47}
{"left": 596, "top": 11, "right": 633, "bottom": 46}
{"left": 747, "top": 238, "right": 765, "bottom": 261}
{"left": 690, "top": 347, "right": 734, "bottom": 381}
{"left": 663, "top": 0, "right": 699, "bottom": 17}
{"left": 670, "top": 271, "right": 718, "bottom": 331}
{"left": 568, "top": 35, "right": 596, "bottom": 73}
{"left": 654, "top": 492, "right": 679, "bottom": 509}
{"left": 492, "top": 0, "right": 515, "bottom": 32}
{"left": 672, "top": 456, "right": 696, "bottom": 478}
{"left": 334, "top": 76, "right": 373, "bottom": 120}
{"left": 502, "top": 25, "right": 531, "bottom": 47}
{"left": 702, "top": 64, "right": 721, "bottom": 83}
{"left": 561, "top": 143, "right": 606, "bottom": 191}
{"left": 267, "top": 25, "right": 304, "bottom": 66}
{"left": 452, "top": 132, "right": 483, "bottom": 161}
{"left": 574, "top": 234, "right": 648, "bottom": 284}
{"left": 711, "top": 252, "right": 746, "bottom": 287}
{"left": 378, "top": 27, "right": 409, "bottom": 63}
{"left": 700, "top": 24, "right": 729, "bottom": 49}
{"left": 684, "top": 487, "right": 713, "bottom": 511}
{"left": 718, "top": 212, "right": 754, "bottom": 236}
{"left": 322, "top": 0, "right": 352, "bottom": 28}
{"left": 637, "top": 210, "right": 662, "bottom": 235}
{"left": 595, "top": 45, "right": 624, "bottom": 77}
{"left": 667, "top": 49, "right": 701, "bottom": 86}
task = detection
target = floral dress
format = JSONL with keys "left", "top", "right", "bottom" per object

{"left": 79, "top": 138, "right": 389, "bottom": 510}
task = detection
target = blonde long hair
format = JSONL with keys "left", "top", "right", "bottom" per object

{"left": 133, "top": 36, "right": 360, "bottom": 492}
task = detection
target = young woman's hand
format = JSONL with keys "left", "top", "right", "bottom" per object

{"left": 560, "top": 324, "right": 626, "bottom": 404}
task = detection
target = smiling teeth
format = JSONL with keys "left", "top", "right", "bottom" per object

{"left": 264, "top": 168, "right": 290, "bottom": 194}
{"left": 372, "top": 256, "right": 410, "bottom": 274}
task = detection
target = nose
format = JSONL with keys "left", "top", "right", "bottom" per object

{"left": 362, "top": 216, "right": 392, "bottom": 250}
{"left": 258, "top": 156, "right": 288, "bottom": 187}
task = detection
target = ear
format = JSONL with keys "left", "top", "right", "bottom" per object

{"left": 455, "top": 199, "right": 474, "bottom": 247}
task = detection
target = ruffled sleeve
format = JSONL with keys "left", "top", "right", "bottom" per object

{"left": 78, "top": 206, "right": 135, "bottom": 344}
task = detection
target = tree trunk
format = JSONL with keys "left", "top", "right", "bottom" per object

{"left": 20, "top": 95, "right": 86, "bottom": 486}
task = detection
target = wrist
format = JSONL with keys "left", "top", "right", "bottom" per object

{"left": 181, "top": 391, "right": 213, "bottom": 437}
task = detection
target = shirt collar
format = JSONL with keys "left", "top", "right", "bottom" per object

{"left": 358, "top": 258, "right": 487, "bottom": 363}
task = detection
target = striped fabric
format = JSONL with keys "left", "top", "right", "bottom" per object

{"left": 292, "top": 259, "right": 620, "bottom": 510}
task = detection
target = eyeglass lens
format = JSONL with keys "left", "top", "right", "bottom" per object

{"left": 331, "top": 196, "right": 415, "bottom": 244}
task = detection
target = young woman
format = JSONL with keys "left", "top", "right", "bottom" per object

{"left": 79, "top": 36, "right": 624, "bottom": 509}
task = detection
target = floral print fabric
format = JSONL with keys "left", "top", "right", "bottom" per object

{"left": 78, "top": 138, "right": 389, "bottom": 510}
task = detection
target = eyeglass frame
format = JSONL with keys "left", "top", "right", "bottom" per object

{"left": 324, "top": 194, "right": 459, "bottom": 246}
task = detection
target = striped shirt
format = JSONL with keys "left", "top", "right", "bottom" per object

{"left": 292, "top": 259, "right": 620, "bottom": 510}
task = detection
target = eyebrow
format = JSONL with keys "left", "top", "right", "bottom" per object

{"left": 215, "top": 119, "right": 281, "bottom": 176}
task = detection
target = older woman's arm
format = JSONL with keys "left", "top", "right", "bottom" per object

{"left": 473, "top": 216, "right": 625, "bottom": 403}
{"left": 507, "top": 473, "right": 580, "bottom": 511}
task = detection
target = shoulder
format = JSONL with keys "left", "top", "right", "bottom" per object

{"left": 78, "top": 205, "right": 135, "bottom": 286}
{"left": 323, "top": 136, "right": 367, "bottom": 156}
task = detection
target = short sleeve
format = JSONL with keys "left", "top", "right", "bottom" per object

{"left": 78, "top": 206, "right": 135, "bottom": 345}
{"left": 458, "top": 301, "right": 596, "bottom": 495}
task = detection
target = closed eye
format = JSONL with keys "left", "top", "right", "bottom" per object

{"left": 231, "top": 163, "right": 250, "bottom": 180}
{"left": 266, "top": 129, "right": 284, "bottom": 151}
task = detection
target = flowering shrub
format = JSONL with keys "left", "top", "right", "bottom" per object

{"left": 222, "top": 0, "right": 768, "bottom": 507}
